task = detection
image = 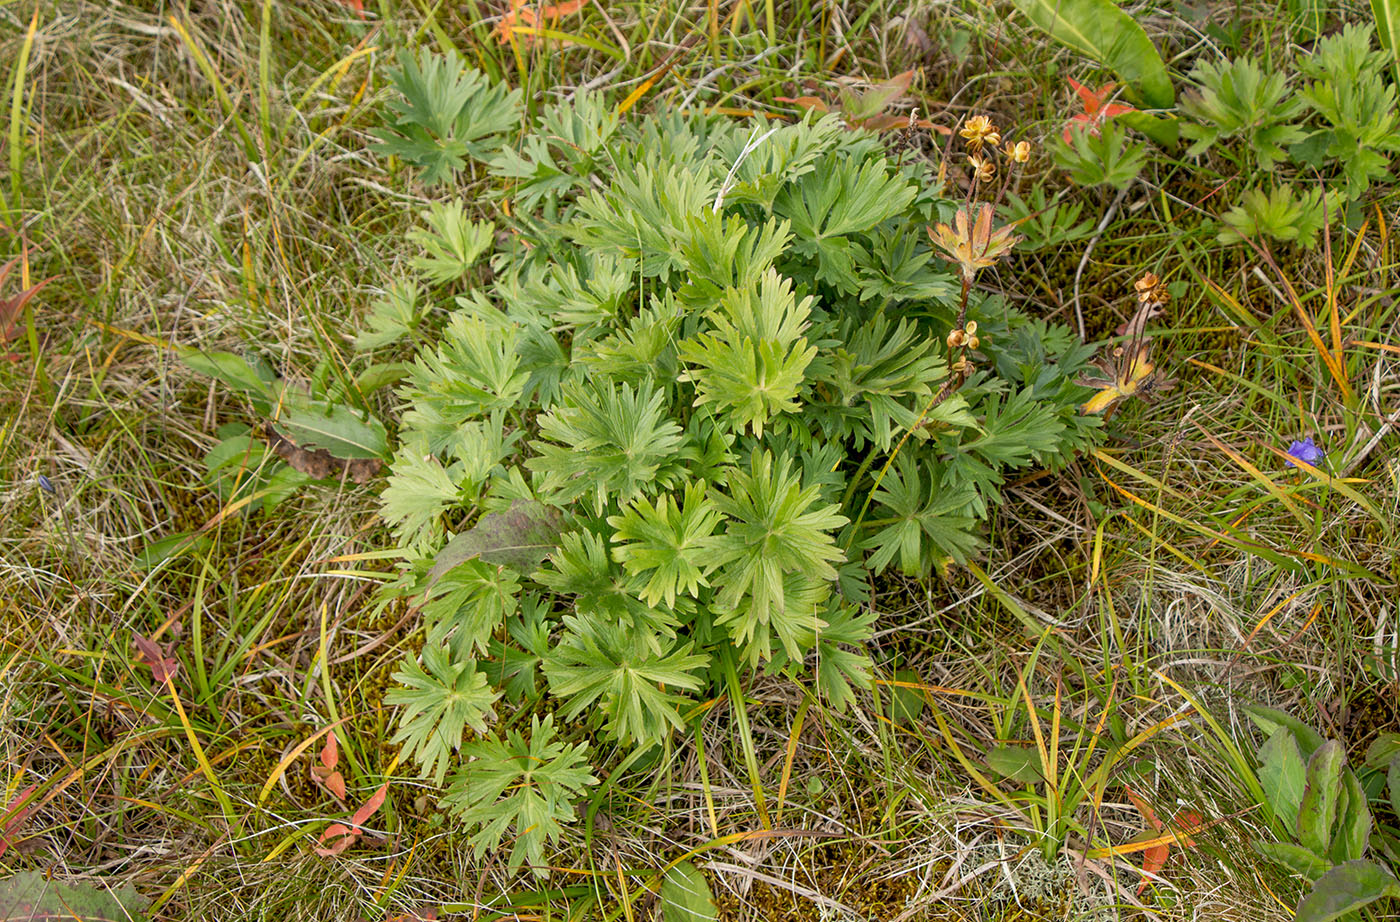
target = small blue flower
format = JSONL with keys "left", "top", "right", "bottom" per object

{"left": 1285, "top": 437, "right": 1325, "bottom": 468}
{"left": 37, "top": 474, "right": 55, "bottom": 494}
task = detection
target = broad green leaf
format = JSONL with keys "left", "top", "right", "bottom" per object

{"left": 1297, "top": 740, "right": 1344, "bottom": 857}
{"left": 986, "top": 745, "right": 1045, "bottom": 784}
{"left": 1009, "top": 0, "right": 1174, "bottom": 108}
{"left": 660, "top": 861, "right": 718, "bottom": 922}
{"left": 1256, "top": 841, "right": 1331, "bottom": 881}
{"left": 1245, "top": 705, "right": 1327, "bottom": 758}
{"left": 1330, "top": 771, "right": 1370, "bottom": 864}
{"left": 426, "top": 500, "right": 565, "bottom": 586}
{"left": 274, "top": 401, "right": 389, "bottom": 460}
{"left": 133, "top": 531, "right": 211, "bottom": 571}
{"left": 1389, "top": 757, "right": 1400, "bottom": 819}
{"left": 888, "top": 669, "right": 926, "bottom": 727}
{"left": 1364, "top": 732, "right": 1400, "bottom": 769}
{"left": 181, "top": 349, "right": 273, "bottom": 399}
{"left": 1295, "top": 861, "right": 1400, "bottom": 922}
{"left": 1258, "top": 727, "right": 1307, "bottom": 826}
{"left": 0, "top": 871, "right": 149, "bottom": 921}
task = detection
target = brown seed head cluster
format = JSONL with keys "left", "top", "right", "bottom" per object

{"left": 959, "top": 115, "right": 1001, "bottom": 151}
{"left": 1134, "top": 272, "right": 1169, "bottom": 306}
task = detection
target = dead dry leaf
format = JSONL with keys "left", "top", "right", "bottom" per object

{"left": 260, "top": 422, "right": 381, "bottom": 484}
{"left": 132, "top": 632, "right": 180, "bottom": 684}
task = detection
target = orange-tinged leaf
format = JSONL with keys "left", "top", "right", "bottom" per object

{"left": 312, "top": 730, "right": 347, "bottom": 800}
{"left": 0, "top": 784, "right": 37, "bottom": 859}
{"left": 1120, "top": 788, "right": 1202, "bottom": 894}
{"left": 314, "top": 779, "right": 389, "bottom": 856}
{"left": 320, "top": 730, "right": 339, "bottom": 771}
{"left": 496, "top": 0, "right": 587, "bottom": 44}
{"left": 1063, "top": 78, "right": 1136, "bottom": 141}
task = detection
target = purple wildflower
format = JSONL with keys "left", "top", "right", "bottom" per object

{"left": 1284, "top": 437, "right": 1324, "bottom": 468}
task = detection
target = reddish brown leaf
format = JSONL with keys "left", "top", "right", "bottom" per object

{"left": 311, "top": 730, "right": 348, "bottom": 800}
{"left": 261, "top": 422, "right": 382, "bottom": 484}
{"left": 496, "top": 0, "right": 587, "bottom": 44}
{"left": 1062, "top": 78, "right": 1136, "bottom": 142}
{"left": 314, "top": 780, "right": 389, "bottom": 857}
{"left": 1123, "top": 787, "right": 1201, "bottom": 895}
{"left": 0, "top": 784, "right": 37, "bottom": 860}
{"left": 132, "top": 633, "right": 180, "bottom": 684}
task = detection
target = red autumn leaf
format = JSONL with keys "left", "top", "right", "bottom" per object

{"left": 312, "top": 730, "right": 347, "bottom": 800}
{"left": 0, "top": 784, "right": 37, "bottom": 860}
{"left": 1062, "top": 78, "right": 1136, "bottom": 142}
{"left": 1123, "top": 787, "right": 1201, "bottom": 895}
{"left": 314, "top": 779, "right": 389, "bottom": 857}
{"left": 132, "top": 633, "right": 180, "bottom": 684}
{"left": 495, "top": 0, "right": 587, "bottom": 45}
{"left": 0, "top": 253, "right": 55, "bottom": 362}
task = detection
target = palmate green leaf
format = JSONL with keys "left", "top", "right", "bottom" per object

{"left": 372, "top": 48, "right": 522, "bottom": 186}
{"left": 1179, "top": 57, "right": 1305, "bottom": 168}
{"left": 680, "top": 269, "right": 818, "bottom": 437}
{"left": 543, "top": 614, "right": 708, "bottom": 747}
{"left": 676, "top": 214, "right": 790, "bottom": 307}
{"left": 1051, "top": 119, "right": 1147, "bottom": 190}
{"left": 863, "top": 452, "right": 981, "bottom": 572}
{"left": 710, "top": 452, "right": 848, "bottom": 662}
{"left": 521, "top": 250, "right": 634, "bottom": 333}
{"left": 403, "top": 310, "right": 529, "bottom": 440}
{"left": 571, "top": 160, "right": 718, "bottom": 279}
{"left": 379, "top": 444, "right": 464, "bottom": 544}
{"left": 806, "top": 311, "right": 945, "bottom": 450}
{"left": 536, "top": 530, "right": 680, "bottom": 642}
{"left": 447, "top": 715, "right": 596, "bottom": 877}
{"left": 773, "top": 154, "right": 918, "bottom": 241}
{"left": 608, "top": 481, "right": 724, "bottom": 608}
{"left": 528, "top": 378, "right": 685, "bottom": 515}
{"left": 423, "top": 558, "right": 521, "bottom": 660}
{"left": 813, "top": 604, "right": 875, "bottom": 711}
{"left": 387, "top": 646, "right": 500, "bottom": 786}
{"left": 1008, "top": 0, "right": 1174, "bottom": 108}
{"left": 408, "top": 200, "right": 494, "bottom": 284}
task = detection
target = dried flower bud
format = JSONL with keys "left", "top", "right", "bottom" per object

{"left": 966, "top": 321, "right": 978, "bottom": 336}
{"left": 1134, "top": 272, "right": 1169, "bottom": 305}
{"left": 1010, "top": 140, "right": 1031, "bottom": 163}
{"left": 968, "top": 154, "right": 995, "bottom": 183}
{"left": 959, "top": 115, "right": 1001, "bottom": 150}
{"left": 967, "top": 335, "right": 981, "bottom": 350}
{"left": 947, "top": 329, "right": 966, "bottom": 349}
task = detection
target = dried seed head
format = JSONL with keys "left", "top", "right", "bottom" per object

{"left": 959, "top": 115, "right": 1001, "bottom": 150}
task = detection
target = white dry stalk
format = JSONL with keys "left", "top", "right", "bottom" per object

{"left": 713, "top": 126, "right": 780, "bottom": 214}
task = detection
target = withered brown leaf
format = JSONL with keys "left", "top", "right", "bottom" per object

{"left": 260, "top": 423, "right": 382, "bottom": 484}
